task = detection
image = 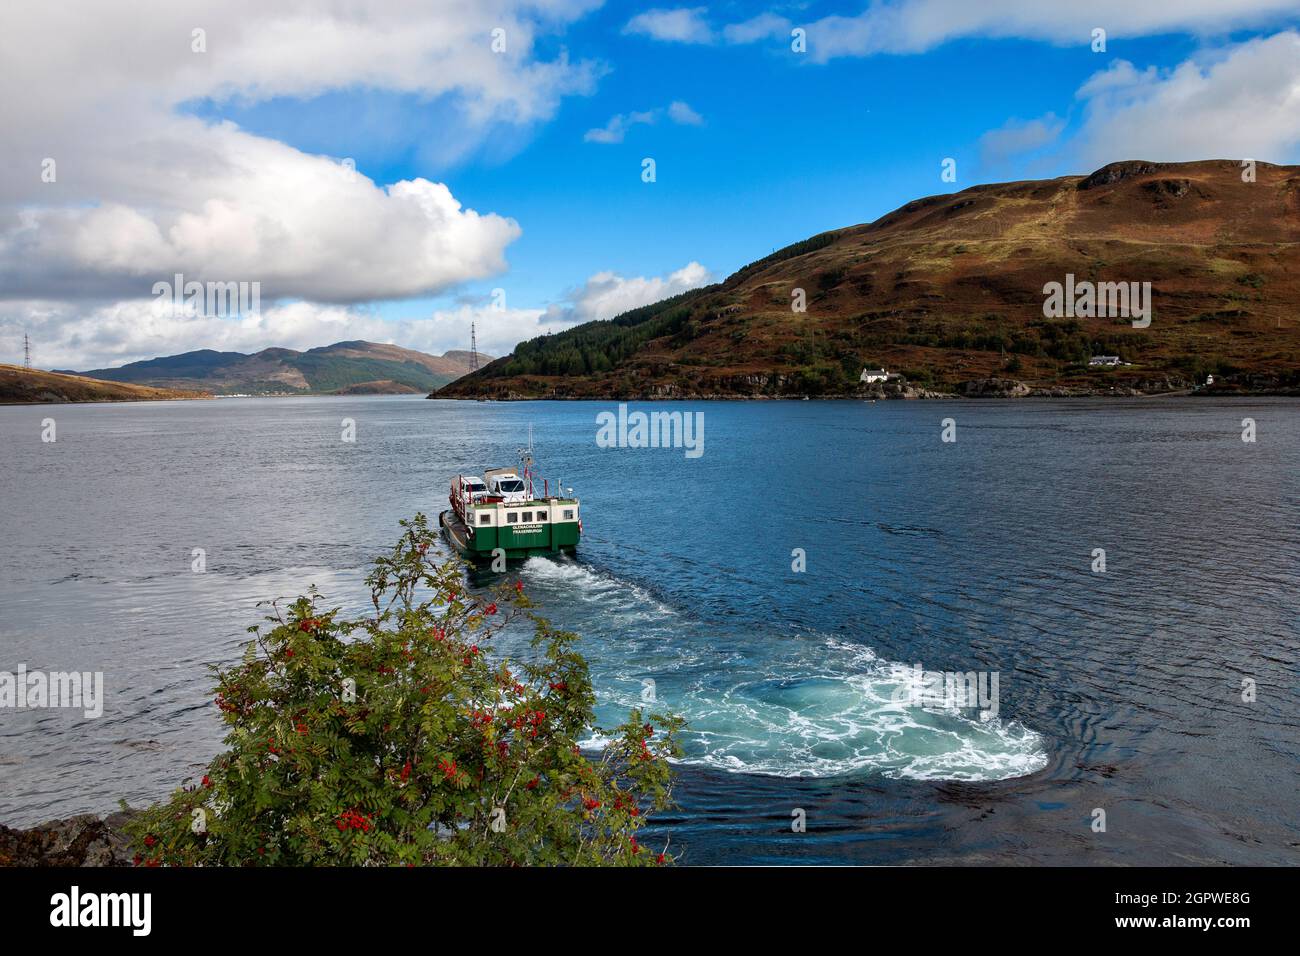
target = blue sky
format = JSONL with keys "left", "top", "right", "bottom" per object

{"left": 198, "top": 20, "right": 1218, "bottom": 317}
{"left": 4, "top": 1, "right": 1300, "bottom": 367}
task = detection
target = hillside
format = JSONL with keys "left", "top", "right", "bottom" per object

{"left": 0, "top": 364, "right": 209, "bottom": 404}
{"left": 72, "top": 341, "right": 492, "bottom": 395}
{"left": 438, "top": 160, "right": 1300, "bottom": 399}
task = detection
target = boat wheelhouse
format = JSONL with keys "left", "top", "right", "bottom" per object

{"left": 440, "top": 461, "right": 580, "bottom": 561}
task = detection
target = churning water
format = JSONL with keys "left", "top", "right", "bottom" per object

{"left": 1, "top": 396, "right": 1296, "bottom": 864}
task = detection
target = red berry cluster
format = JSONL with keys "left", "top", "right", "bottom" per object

{"left": 335, "top": 808, "right": 373, "bottom": 832}
{"left": 511, "top": 709, "right": 547, "bottom": 738}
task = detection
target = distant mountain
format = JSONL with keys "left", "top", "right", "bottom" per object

{"left": 0, "top": 364, "right": 209, "bottom": 404}
{"left": 439, "top": 160, "right": 1300, "bottom": 399}
{"left": 70, "top": 341, "right": 493, "bottom": 395}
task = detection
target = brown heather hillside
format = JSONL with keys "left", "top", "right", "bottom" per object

{"left": 0, "top": 364, "right": 209, "bottom": 404}
{"left": 439, "top": 160, "right": 1300, "bottom": 399}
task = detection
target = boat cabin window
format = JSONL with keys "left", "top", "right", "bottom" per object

{"left": 478, "top": 513, "right": 491, "bottom": 525}
{"left": 507, "top": 512, "right": 519, "bottom": 524}
{"left": 521, "top": 511, "right": 532, "bottom": 522}
{"left": 563, "top": 509, "right": 575, "bottom": 520}
{"left": 535, "top": 510, "right": 547, "bottom": 521}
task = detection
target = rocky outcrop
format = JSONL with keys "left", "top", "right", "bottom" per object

{"left": 959, "top": 378, "right": 1032, "bottom": 398}
{"left": 0, "top": 812, "right": 135, "bottom": 867}
{"left": 858, "top": 380, "right": 955, "bottom": 400}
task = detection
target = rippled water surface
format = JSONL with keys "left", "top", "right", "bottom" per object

{"left": 1, "top": 396, "right": 1296, "bottom": 864}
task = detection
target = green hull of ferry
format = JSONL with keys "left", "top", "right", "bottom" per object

{"left": 440, "top": 502, "right": 580, "bottom": 561}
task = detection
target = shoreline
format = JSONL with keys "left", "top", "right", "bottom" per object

{"left": 429, "top": 388, "right": 1300, "bottom": 402}
{"left": 0, "top": 812, "right": 136, "bottom": 867}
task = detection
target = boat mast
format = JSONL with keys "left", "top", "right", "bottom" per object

{"left": 519, "top": 424, "right": 535, "bottom": 499}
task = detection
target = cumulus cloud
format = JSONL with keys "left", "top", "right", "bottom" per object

{"left": 3, "top": 262, "right": 715, "bottom": 370}
{"left": 624, "top": 8, "right": 714, "bottom": 44}
{"left": 798, "top": 0, "right": 1300, "bottom": 61}
{"left": 1070, "top": 32, "right": 1300, "bottom": 166}
{"left": 584, "top": 102, "right": 705, "bottom": 143}
{"left": 558, "top": 261, "right": 713, "bottom": 323}
{"left": 978, "top": 32, "right": 1300, "bottom": 171}
{"left": 0, "top": 1, "right": 601, "bottom": 304}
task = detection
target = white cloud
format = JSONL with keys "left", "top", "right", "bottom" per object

{"left": 979, "top": 32, "right": 1300, "bottom": 170}
{"left": 0, "top": 1, "right": 601, "bottom": 304}
{"left": 784, "top": 0, "right": 1300, "bottom": 60}
{"left": 667, "top": 101, "right": 705, "bottom": 126}
{"left": 3, "top": 262, "right": 715, "bottom": 370}
{"left": 722, "top": 14, "right": 793, "bottom": 45}
{"left": 584, "top": 102, "right": 705, "bottom": 143}
{"left": 979, "top": 114, "right": 1066, "bottom": 168}
{"left": 624, "top": 8, "right": 714, "bottom": 44}
{"left": 625, "top": 2, "right": 1299, "bottom": 57}
{"left": 584, "top": 110, "right": 661, "bottom": 144}
{"left": 1070, "top": 32, "right": 1300, "bottom": 166}
{"left": 561, "top": 261, "right": 713, "bottom": 323}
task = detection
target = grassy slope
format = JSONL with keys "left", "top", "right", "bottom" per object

{"left": 439, "top": 160, "right": 1300, "bottom": 399}
{"left": 0, "top": 365, "right": 209, "bottom": 404}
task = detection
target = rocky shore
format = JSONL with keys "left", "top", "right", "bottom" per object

{"left": 0, "top": 813, "right": 135, "bottom": 867}
{"left": 438, "top": 373, "right": 1298, "bottom": 402}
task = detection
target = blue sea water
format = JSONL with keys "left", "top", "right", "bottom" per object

{"left": 0, "top": 395, "right": 1296, "bottom": 864}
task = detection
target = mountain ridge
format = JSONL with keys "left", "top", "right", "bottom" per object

{"left": 438, "top": 159, "right": 1300, "bottom": 399}
{"left": 68, "top": 340, "right": 492, "bottom": 395}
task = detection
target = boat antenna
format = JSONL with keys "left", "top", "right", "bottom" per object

{"left": 518, "top": 424, "right": 535, "bottom": 498}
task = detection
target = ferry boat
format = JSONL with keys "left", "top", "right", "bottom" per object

{"left": 439, "top": 451, "right": 581, "bottom": 561}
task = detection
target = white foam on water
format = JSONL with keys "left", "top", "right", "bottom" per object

{"left": 520, "top": 556, "right": 678, "bottom": 619}
{"left": 520, "top": 558, "right": 1050, "bottom": 782}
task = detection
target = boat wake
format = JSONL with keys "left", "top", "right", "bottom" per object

{"left": 516, "top": 557, "right": 1049, "bottom": 782}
